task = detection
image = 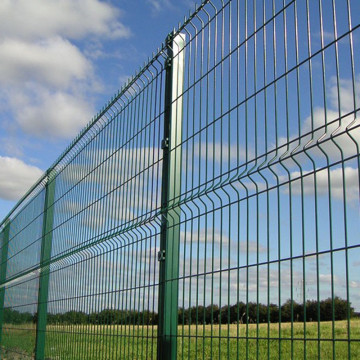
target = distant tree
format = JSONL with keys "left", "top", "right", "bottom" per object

{"left": 33, "top": 312, "right": 38, "bottom": 324}
{"left": 293, "top": 301, "right": 304, "bottom": 322}
{"left": 3, "top": 308, "right": 33, "bottom": 324}
{"left": 320, "top": 298, "right": 333, "bottom": 321}
{"left": 35, "top": 296, "right": 354, "bottom": 326}
{"left": 305, "top": 300, "right": 318, "bottom": 322}
{"left": 269, "top": 304, "right": 279, "bottom": 323}
{"left": 62, "top": 311, "right": 87, "bottom": 325}
{"left": 319, "top": 296, "right": 354, "bottom": 321}
{"left": 280, "top": 300, "right": 292, "bottom": 322}
{"left": 220, "top": 305, "right": 229, "bottom": 324}
{"left": 258, "top": 303, "right": 268, "bottom": 323}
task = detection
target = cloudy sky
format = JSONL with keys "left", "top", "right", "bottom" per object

{"left": 0, "top": 0, "right": 198, "bottom": 220}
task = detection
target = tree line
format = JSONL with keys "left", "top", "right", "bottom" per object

{"left": 4, "top": 297, "right": 355, "bottom": 325}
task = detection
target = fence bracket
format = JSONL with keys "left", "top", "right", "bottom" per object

{"left": 158, "top": 250, "right": 166, "bottom": 261}
{"left": 161, "top": 137, "right": 169, "bottom": 150}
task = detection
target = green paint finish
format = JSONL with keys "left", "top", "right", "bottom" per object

{"left": 158, "top": 32, "right": 186, "bottom": 360}
{"left": 35, "top": 171, "right": 56, "bottom": 360}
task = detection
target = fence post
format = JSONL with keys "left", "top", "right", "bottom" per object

{"left": 35, "top": 170, "right": 56, "bottom": 360}
{"left": 157, "top": 32, "right": 185, "bottom": 360}
{"left": 0, "top": 219, "right": 10, "bottom": 349}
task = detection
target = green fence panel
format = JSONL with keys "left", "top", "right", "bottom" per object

{"left": 0, "top": 181, "right": 46, "bottom": 359}
{"left": 0, "top": 0, "right": 359, "bottom": 359}
{"left": 0, "top": 220, "right": 10, "bottom": 347}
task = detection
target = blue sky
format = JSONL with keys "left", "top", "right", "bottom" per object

{"left": 0, "top": 0, "right": 198, "bottom": 221}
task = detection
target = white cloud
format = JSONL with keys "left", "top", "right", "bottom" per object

{"left": 50, "top": 146, "right": 162, "bottom": 234}
{"left": 0, "top": 0, "right": 131, "bottom": 41}
{"left": 328, "top": 77, "right": 359, "bottom": 115}
{"left": 146, "top": 0, "right": 163, "bottom": 12}
{"left": 182, "top": 228, "right": 229, "bottom": 245}
{"left": 0, "top": 37, "right": 92, "bottom": 88}
{"left": 0, "top": 156, "right": 43, "bottom": 201}
{"left": 63, "top": 146, "right": 161, "bottom": 184}
{"left": 239, "top": 241, "right": 267, "bottom": 253}
{"left": 275, "top": 76, "right": 360, "bottom": 201}
{"left": 10, "top": 86, "right": 93, "bottom": 138}
{"left": 301, "top": 76, "right": 360, "bottom": 159}
{"left": 302, "top": 109, "right": 359, "bottom": 159}
{"left": 0, "top": 0, "right": 131, "bottom": 141}
{"left": 146, "top": 0, "right": 174, "bottom": 13}
{"left": 270, "top": 76, "right": 360, "bottom": 173}
{"left": 283, "top": 166, "right": 359, "bottom": 203}
{"left": 180, "top": 228, "right": 267, "bottom": 255}
{"left": 303, "top": 76, "right": 360, "bottom": 132}
{"left": 194, "top": 141, "right": 248, "bottom": 166}
{"left": 350, "top": 281, "right": 360, "bottom": 289}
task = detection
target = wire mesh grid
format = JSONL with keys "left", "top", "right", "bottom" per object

{"left": 0, "top": 0, "right": 359, "bottom": 359}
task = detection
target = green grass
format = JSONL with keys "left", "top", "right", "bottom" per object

{"left": 1, "top": 320, "right": 360, "bottom": 359}
{"left": 1, "top": 325, "right": 36, "bottom": 359}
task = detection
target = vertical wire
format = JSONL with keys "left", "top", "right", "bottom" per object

{"left": 218, "top": 2, "right": 224, "bottom": 358}
{"left": 197, "top": 13, "right": 206, "bottom": 360}
{"left": 317, "top": 0, "right": 328, "bottom": 356}
{"left": 345, "top": 1, "right": 359, "bottom": 356}
{"left": 281, "top": 1, "right": 295, "bottom": 358}
{"left": 146, "top": 73, "right": 154, "bottom": 355}
{"left": 193, "top": 21, "right": 200, "bottom": 356}
{"left": 291, "top": 1, "right": 307, "bottom": 357}
{"left": 120, "top": 233, "right": 127, "bottom": 358}
{"left": 236, "top": 0, "right": 241, "bottom": 357}
{"left": 226, "top": 1, "right": 232, "bottom": 359}
{"left": 244, "top": 0, "right": 250, "bottom": 358}
{"left": 110, "top": 116, "right": 118, "bottom": 359}
{"left": 199, "top": 16, "right": 207, "bottom": 358}
{"left": 329, "top": 0, "right": 339, "bottom": 356}
{"left": 182, "top": 27, "right": 191, "bottom": 357}
{"left": 270, "top": 0, "right": 282, "bottom": 357}
{"left": 188, "top": 25, "right": 195, "bottom": 358}
{"left": 100, "top": 124, "right": 108, "bottom": 360}
{"left": 128, "top": 88, "right": 137, "bottom": 357}
{"left": 133, "top": 83, "right": 142, "bottom": 357}
{"left": 88, "top": 244, "right": 94, "bottom": 358}
{"left": 252, "top": 1, "right": 260, "bottom": 358}
{"left": 203, "top": 6, "right": 212, "bottom": 359}
{"left": 141, "top": 75, "right": 150, "bottom": 358}
{"left": 304, "top": 1, "right": 317, "bottom": 356}
{"left": 114, "top": 240, "right": 120, "bottom": 359}
{"left": 262, "top": 1, "right": 270, "bottom": 358}
{"left": 211, "top": 3, "right": 217, "bottom": 356}
{"left": 122, "top": 95, "right": 132, "bottom": 359}
{"left": 331, "top": 1, "right": 352, "bottom": 357}
{"left": 154, "top": 64, "right": 164, "bottom": 359}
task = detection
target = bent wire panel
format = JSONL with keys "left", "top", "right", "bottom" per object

{"left": 0, "top": 0, "right": 359, "bottom": 359}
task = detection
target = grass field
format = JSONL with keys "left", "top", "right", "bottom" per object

{"left": 1, "top": 320, "right": 360, "bottom": 359}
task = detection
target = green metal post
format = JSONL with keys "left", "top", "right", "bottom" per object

{"left": 158, "top": 32, "right": 185, "bottom": 360}
{"left": 0, "top": 220, "right": 10, "bottom": 350}
{"left": 35, "top": 170, "right": 56, "bottom": 360}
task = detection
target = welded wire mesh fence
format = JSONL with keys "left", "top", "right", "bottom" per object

{"left": 0, "top": 0, "right": 360, "bottom": 359}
